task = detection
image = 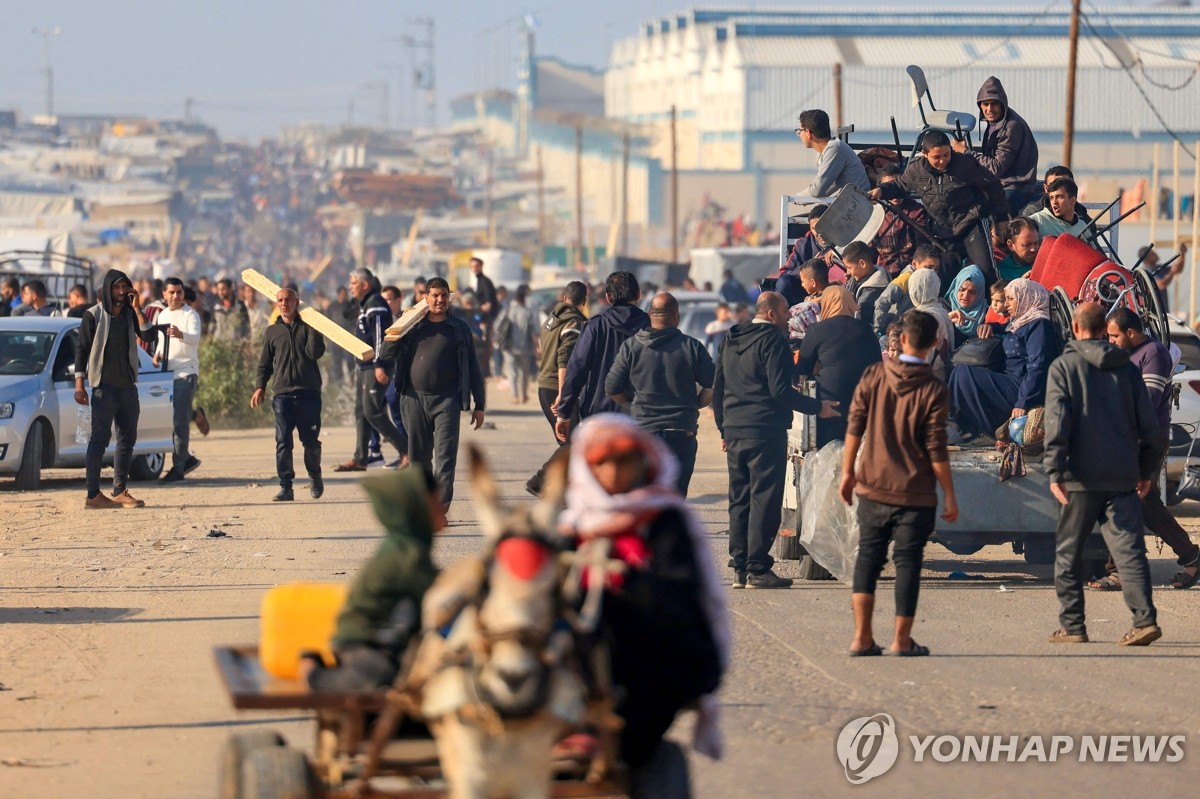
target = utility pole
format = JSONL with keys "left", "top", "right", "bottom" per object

{"left": 576, "top": 125, "right": 585, "bottom": 267}
{"left": 536, "top": 146, "right": 546, "bottom": 264}
{"left": 32, "top": 26, "right": 62, "bottom": 118}
{"left": 485, "top": 148, "right": 495, "bottom": 248}
{"left": 833, "top": 63, "right": 844, "bottom": 131}
{"left": 1064, "top": 0, "right": 1081, "bottom": 167}
{"left": 670, "top": 104, "right": 679, "bottom": 264}
{"left": 621, "top": 132, "right": 630, "bottom": 256}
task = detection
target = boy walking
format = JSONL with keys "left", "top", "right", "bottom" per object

{"left": 839, "top": 311, "right": 957, "bottom": 656}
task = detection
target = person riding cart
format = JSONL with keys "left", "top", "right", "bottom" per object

{"left": 870, "top": 130, "right": 1010, "bottom": 282}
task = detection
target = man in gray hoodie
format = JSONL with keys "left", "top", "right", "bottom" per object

{"left": 605, "top": 292, "right": 715, "bottom": 495}
{"left": 1043, "top": 302, "right": 1164, "bottom": 646}
{"left": 952, "top": 76, "right": 1040, "bottom": 216}
{"left": 73, "top": 269, "right": 157, "bottom": 509}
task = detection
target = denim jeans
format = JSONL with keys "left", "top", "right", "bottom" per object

{"left": 273, "top": 390, "right": 322, "bottom": 488}
{"left": 170, "top": 374, "right": 197, "bottom": 473}
{"left": 86, "top": 384, "right": 139, "bottom": 498}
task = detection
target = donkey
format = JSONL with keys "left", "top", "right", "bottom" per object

{"left": 405, "top": 445, "right": 613, "bottom": 799}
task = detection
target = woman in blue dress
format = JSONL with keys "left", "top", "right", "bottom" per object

{"left": 948, "top": 278, "right": 1060, "bottom": 440}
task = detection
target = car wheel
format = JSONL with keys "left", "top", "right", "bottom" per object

{"left": 129, "top": 452, "right": 165, "bottom": 481}
{"left": 14, "top": 419, "right": 46, "bottom": 491}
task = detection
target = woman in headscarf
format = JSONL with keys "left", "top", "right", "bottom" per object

{"left": 558, "top": 415, "right": 729, "bottom": 782}
{"left": 797, "top": 285, "right": 881, "bottom": 446}
{"left": 945, "top": 264, "right": 988, "bottom": 346}
{"left": 948, "top": 277, "right": 1060, "bottom": 442}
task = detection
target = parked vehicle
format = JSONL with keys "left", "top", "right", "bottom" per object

{"left": 1165, "top": 319, "right": 1200, "bottom": 504}
{"left": 0, "top": 317, "right": 174, "bottom": 490}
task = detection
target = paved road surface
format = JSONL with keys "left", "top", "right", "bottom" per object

{"left": 1, "top": 393, "right": 1198, "bottom": 797}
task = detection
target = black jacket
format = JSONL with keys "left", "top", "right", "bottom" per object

{"left": 256, "top": 316, "right": 325, "bottom": 394}
{"left": 558, "top": 303, "right": 651, "bottom": 419}
{"left": 797, "top": 316, "right": 882, "bottom": 406}
{"left": 381, "top": 314, "right": 486, "bottom": 412}
{"left": 1043, "top": 339, "right": 1163, "bottom": 492}
{"left": 973, "top": 77, "right": 1039, "bottom": 191}
{"left": 880, "top": 151, "right": 1009, "bottom": 238}
{"left": 604, "top": 326, "right": 715, "bottom": 433}
{"left": 355, "top": 288, "right": 393, "bottom": 370}
{"left": 713, "top": 320, "right": 821, "bottom": 439}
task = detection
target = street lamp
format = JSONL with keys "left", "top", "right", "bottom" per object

{"left": 31, "top": 26, "right": 62, "bottom": 118}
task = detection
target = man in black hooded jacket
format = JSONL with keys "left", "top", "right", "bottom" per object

{"left": 952, "top": 76, "right": 1040, "bottom": 216}
{"left": 555, "top": 271, "right": 649, "bottom": 442}
{"left": 713, "top": 291, "right": 840, "bottom": 589}
{"left": 74, "top": 269, "right": 157, "bottom": 509}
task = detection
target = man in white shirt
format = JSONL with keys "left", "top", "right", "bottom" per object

{"left": 154, "top": 277, "right": 204, "bottom": 482}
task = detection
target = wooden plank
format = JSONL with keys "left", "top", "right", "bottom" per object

{"left": 241, "top": 268, "right": 375, "bottom": 361}
{"left": 384, "top": 299, "right": 431, "bottom": 341}
{"left": 309, "top": 254, "right": 333, "bottom": 282}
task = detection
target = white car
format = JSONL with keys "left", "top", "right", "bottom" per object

{"left": 1166, "top": 319, "right": 1200, "bottom": 504}
{"left": 0, "top": 317, "right": 174, "bottom": 489}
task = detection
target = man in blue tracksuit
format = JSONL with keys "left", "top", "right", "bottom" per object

{"left": 554, "top": 271, "right": 650, "bottom": 442}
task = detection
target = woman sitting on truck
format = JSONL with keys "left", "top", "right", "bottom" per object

{"left": 947, "top": 278, "right": 1059, "bottom": 442}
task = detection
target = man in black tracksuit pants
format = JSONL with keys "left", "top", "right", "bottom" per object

{"left": 251, "top": 288, "right": 326, "bottom": 502}
{"left": 339, "top": 269, "right": 406, "bottom": 471}
{"left": 713, "top": 292, "right": 840, "bottom": 589}
{"left": 381, "top": 277, "right": 485, "bottom": 512}
{"left": 1043, "top": 302, "right": 1164, "bottom": 646}
{"left": 605, "top": 292, "right": 715, "bottom": 496}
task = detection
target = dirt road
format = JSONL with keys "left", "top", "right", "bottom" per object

{"left": 2, "top": 396, "right": 1199, "bottom": 798}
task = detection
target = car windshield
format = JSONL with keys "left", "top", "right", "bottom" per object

{"left": 0, "top": 331, "right": 56, "bottom": 375}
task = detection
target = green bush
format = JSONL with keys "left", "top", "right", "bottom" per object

{"left": 196, "top": 339, "right": 263, "bottom": 428}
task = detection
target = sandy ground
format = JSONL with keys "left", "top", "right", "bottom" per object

{"left": 2, "top": 391, "right": 1200, "bottom": 798}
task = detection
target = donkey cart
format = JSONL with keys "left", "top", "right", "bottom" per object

{"left": 213, "top": 645, "right": 630, "bottom": 799}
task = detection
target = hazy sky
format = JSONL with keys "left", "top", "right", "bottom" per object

{"left": 0, "top": 0, "right": 689, "bottom": 138}
{"left": 0, "top": 0, "right": 1155, "bottom": 140}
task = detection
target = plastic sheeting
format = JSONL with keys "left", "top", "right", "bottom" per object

{"left": 798, "top": 440, "right": 860, "bottom": 584}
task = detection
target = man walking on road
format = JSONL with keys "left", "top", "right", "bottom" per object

{"left": 1044, "top": 302, "right": 1163, "bottom": 646}
{"left": 1094, "top": 308, "right": 1200, "bottom": 590}
{"left": 154, "top": 277, "right": 203, "bottom": 483}
{"left": 494, "top": 284, "right": 539, "bottom": 404}
{"left": 251, "top": 288, "right": 326, "bottom": 502}
{"left": 605, "top": 292, "right": 715, "bottom": 496}
{"left": 381, "top": 277, "right": 486, "bottom": 512}
{"left": 714, "top": 291, "right": 840, "bottom": 588}
{"left": 840, "top": 310, "right": 956, "bottom": 657}
{"left": 555, "top": 271, "right": 649, "bottom": 442}
{"left": 74, "top": 269, "right": 156, "bottom": 509}
{"left": 337, "top": 268, "right": 407, "bottom": 472}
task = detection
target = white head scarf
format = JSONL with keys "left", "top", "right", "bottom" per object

{"left": 908, "top": 268, "right": 955, "bottom": 348}
{"left": 1006, "top": 277, "right": 1051, "bottom": 332}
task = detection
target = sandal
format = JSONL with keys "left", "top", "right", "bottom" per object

{"left": 849, "top": 643, "right": 883, "bottom": 657}
{"left": 894, "top": 640, "right": 930, "bottom": 657}
{"left": 333, "top": 461, "right": 367, "bottom": 472}
{"left": 1117, "top": 625, "right": 1162, "bottom": 646}
{"left": 1087, "top": 574, "right": 1122, "bottom": 591}
{"left": 1047, "top": 628, "right": 1088, "bottom": 643}
{"left": 1169, "top": 568, "right": 1198, "bottom": 590}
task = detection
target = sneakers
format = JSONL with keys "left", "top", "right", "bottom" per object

{"left": 366, "top": 450, "right": 384, "bottom": 465}
{"left": 183, "top": 455, "right": 202, "bottom": 475}
{"left": 273, "top": 487, "right": 295, "bottom": 502}
{"left": 112, "top": 491, "right": 145, "bottom": 508}
{"left": 731, "top": 570, "right": 748, "bottom": 589}
{"left": 747, "top": 569, "right": 793, "bottom": 589}
{"left": 85, "top": 493, "right": 120, "bottom": 510}
{"left": 1047, "top": 628, "right": 1089, "bottom": 643}
{"left": 1118, "top": 625, "right": 1162, "bottom": 646}
{"left": 160, "top": 469, "right": 185, "bottom": 483}
{"left": 192, "top": 407, "right": 210, "bottom": 436}
{"left": 310, "top": 476, "right": 324, "bottom": 499}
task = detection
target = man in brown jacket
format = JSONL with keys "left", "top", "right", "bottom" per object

{"left": 839, "top": 310, "right": 958, "bottom": 657}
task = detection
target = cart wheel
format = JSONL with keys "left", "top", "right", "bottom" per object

{"left": 220, "top": 731, "right": 287, "bottom": 799}
{"left": 1134, "top": 268, "right": 1170, "bottom": 348}
{"left": 241, "top": 746, "right": 317, "bottom": 799}
{"left": 1049, "top": 287, "right": 1074, "bottom": 347}
{"left": 1022, "top": 537, "right": 1056, "bottom": 566}
{"left": 796, "top": 544, "right": 835, "bottom": 581}
{"left": 628, "top": 741, "right": 691, "bottom": 799}
{"left": 777, "top": 531, "right": 801, "bottom": 561}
